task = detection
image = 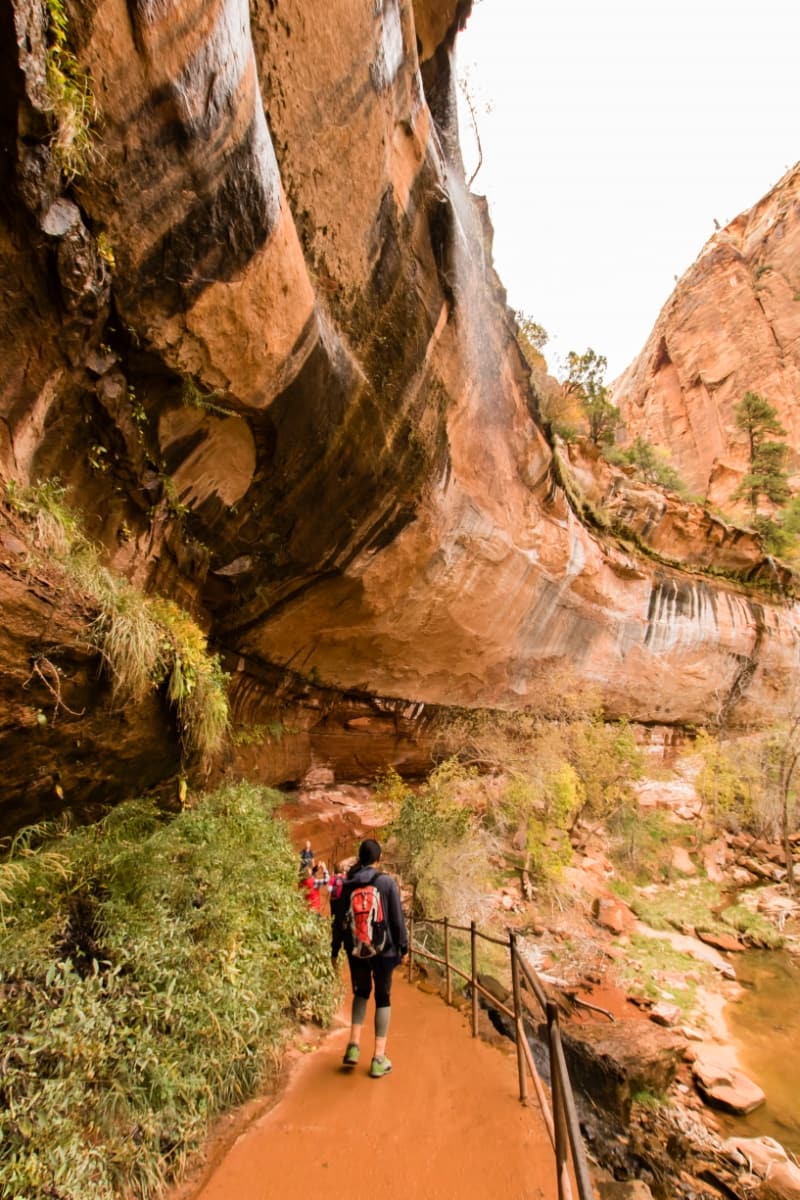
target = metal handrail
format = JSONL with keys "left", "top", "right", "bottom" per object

{"left": 407, "top": 912, "right": 594, "bottom": 1200}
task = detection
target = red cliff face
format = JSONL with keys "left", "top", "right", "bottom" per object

{"left": 614, "top": 165, "right": 800, "bottom": 506}
{"left": 1, "top": 0, "right": 800, "bottom": 828}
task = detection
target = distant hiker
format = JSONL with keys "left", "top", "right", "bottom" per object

{"left": 300, "top": 839, "right": 314, "bottom": 870}
{"left": 299, "top": 864, "right": 327, "bottom": 916}
{"left": 327, "top": 862, "right": 346, "bottom": 903}
{"left": 331, "top": 838, "right": 407, "bottom": 1079}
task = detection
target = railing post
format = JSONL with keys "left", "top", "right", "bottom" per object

{"left": 508, "top": 929, "right": 528, "bottom": 1105}
{"left": 408, "top": 912, "right": 414, "bottom": 981}
{"left": 470, "top": 919, "right": 478, "bottom": 1038}
{"left": 547, "top": 1001, "right": 573, "bottom": 1200}
{"left": 443, "top": 916, "right": 452, "bottom": 1005}
{"left": 549, "top": 1003, "right": 595, "bottom": 1200}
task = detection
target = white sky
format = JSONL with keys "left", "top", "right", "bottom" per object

{"left": 456, "top": 0, "right": 800, "bottom": 382}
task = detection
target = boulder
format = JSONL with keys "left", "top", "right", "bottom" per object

{"left": 740, "top": 857, "right": 783, "bottom": 882}
{"left": 724, "top": 1136, "right": 791, "bottom": 1178}
{"left": 560, "top": 1019, "right": 686, "bottom": 1121}
{"left": 702, "top": 839, "right": 730, "bottom": 884}
{"left": 671, "top": 846, "right": 697, "bottom": 876}
{"left": 301, "top": 764, "right": 336, "bottom": 788}
{"left": 592, "top": 894, "right": 636, "bottom": 935}
{"left": 756, "top": 888, "right": 797, "bottom": 930}
{"left": 649, "top": 1002, "right": 682, "bottom": 1028}
{"left": 695, "top": 928, "right": 745, "bottom": 953}
{"left": 731, "top": 866, "right": 760, "bottom": 887}
{"left": 693, "top": 1057, "right": 766, "bottom": 1115}
{"left": 758, "top": 1161, "right": 800, "bottom": 1200}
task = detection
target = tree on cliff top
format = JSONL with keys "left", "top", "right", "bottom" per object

{"left": 515, "top": 312, "right": 549, "bottom": 367}
{"left": 515, "top": 313, "right": 582, "bottom": 438}
{"left": 732, "top": 391, "right": 790, "bottom": 518}
{"left": 563, "top": 348, "right": 620, "bottom": 447}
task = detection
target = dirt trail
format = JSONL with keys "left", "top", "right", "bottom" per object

{"left": 187, "top": 973, "right": 559, "bottom": 1200}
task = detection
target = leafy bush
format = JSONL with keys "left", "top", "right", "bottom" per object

{"left": 609, "top": 806, "right": 677, "bottom": 884}
{"left": 0, "top": 783, "right": 337, "bottom": 1200}
{"left": 754, "top": 499, "right": 800, "bottom": 562}
{"left": 605, "top": 437, "right": 689, "bottom": 495}
{"left": 571, "top": 718, "right": 642, "bottom": 821}
{"left": 694, "top": 729, "right": 800, "bottom": 841}
{"left": 388, "top": 759, "right": 472, "bottom": 890}
{"left": 387, "top": 759, "right": 498, "bottom": 920}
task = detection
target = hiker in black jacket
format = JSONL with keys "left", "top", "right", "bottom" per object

{"left": 331, "top": 838, "right": 407, "bottom": 1079}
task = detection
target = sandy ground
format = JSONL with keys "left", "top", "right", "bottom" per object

{"left": 180, "top": 973, "right": 560, "bottom": 1200}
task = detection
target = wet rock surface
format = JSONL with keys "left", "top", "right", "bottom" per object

{"left": 2, "top": 0, "right": 800, "bottom": 828}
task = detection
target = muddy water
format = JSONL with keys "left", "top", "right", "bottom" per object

{"left": 720, "top": 949, "right": 800, "bottom": 1154}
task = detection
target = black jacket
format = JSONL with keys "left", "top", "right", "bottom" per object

{"left": 331, "top": 865, "right": 408, "bottom": 961}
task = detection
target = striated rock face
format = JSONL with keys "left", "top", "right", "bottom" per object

{"left": 614, "top": 165, "right": 800, "bottom": 505}
{"left": 2, "top": 0, "right": 800, "bottom": 827}
{"left": 562, "top": 440, "right": 790, "bottom": 585}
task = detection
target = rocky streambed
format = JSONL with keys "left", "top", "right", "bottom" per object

{"left": 508, "top": 824, "right": 800, "bottom": 1199}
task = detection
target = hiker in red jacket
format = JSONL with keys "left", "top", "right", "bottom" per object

{"left": 300, "top": 863, "right": 328, "bottom": 915}
{"left": 331, "top": 838, "right": 407, "bottom": 1079}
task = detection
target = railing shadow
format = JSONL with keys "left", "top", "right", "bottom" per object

{"left": 407, "top": 913, "right": 595, "bottom": 1200}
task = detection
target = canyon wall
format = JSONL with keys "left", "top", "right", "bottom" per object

{"left": 2, "top": 0, "right": 800, "bottom": 829}
{"left": 614, "top": 164, "right": 800, "bottom": 505}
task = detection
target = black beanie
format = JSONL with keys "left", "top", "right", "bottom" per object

{"left": 359, "top": 838, "right": 381, "bottom": 865}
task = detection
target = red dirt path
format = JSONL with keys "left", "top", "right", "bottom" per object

{"left": 185, "top": 974, "right": 559, "bottom": 1200}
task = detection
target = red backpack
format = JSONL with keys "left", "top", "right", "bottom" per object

{"left": 347, "top": 875, "right": 388, "bottom": 958}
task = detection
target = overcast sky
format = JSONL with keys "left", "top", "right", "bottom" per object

{"left": 456, "top": 0, "right": 800, "bottom": 382}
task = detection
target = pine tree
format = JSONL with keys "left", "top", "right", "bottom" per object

{"left": 732, "top": 391, "right": 790, "bottom": 517}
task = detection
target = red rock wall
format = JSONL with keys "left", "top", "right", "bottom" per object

{"left": 614, "top": 165, "right": 800, "bottom": 506}
{"left": 2, "top": 0, "right": 800, "bottom": 829}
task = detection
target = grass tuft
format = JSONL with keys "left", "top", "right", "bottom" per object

{"left": 5, "top": 479, "right": 230, "bottom": 762}
{"left": 44, "top": 0, "right": 97, "bottom": 179}
{"left": 720, "top": 902, "right": 785, "bottom": 949}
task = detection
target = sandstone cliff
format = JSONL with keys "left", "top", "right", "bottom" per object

{"left": 614, "top": 164, "right": 800, "bottom": 506}
{"left": 2, "top": 0, "right": 800, "bottom": 829}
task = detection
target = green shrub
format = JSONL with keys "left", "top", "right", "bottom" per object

{"left": 609, "top": 805, "right": 677, "bottom": 883}
{"left": 388, "top": 759, "right": 472, "bottom": 890}
{"left": 604, "top": 437, "right": 689, "bottom": 495}
{"left": 694, "top": 731, "right": 767, "bottom": 834}
{"left": 386, "top": 759, "right": 499, "bottom": 921}
{"left": 0, "top": 783, "right": 338, "bottom": 1199}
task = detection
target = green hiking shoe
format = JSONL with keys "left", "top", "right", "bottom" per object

{"left": 342, "top": 1042, "right": 360, "bottom": 1067}
{"left": 369, "top": 1055, "right": 392, "bottom": 1079}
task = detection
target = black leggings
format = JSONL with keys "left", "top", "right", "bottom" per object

{"left": 348, "top": 955, "right": 398, "bottom": 1008}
